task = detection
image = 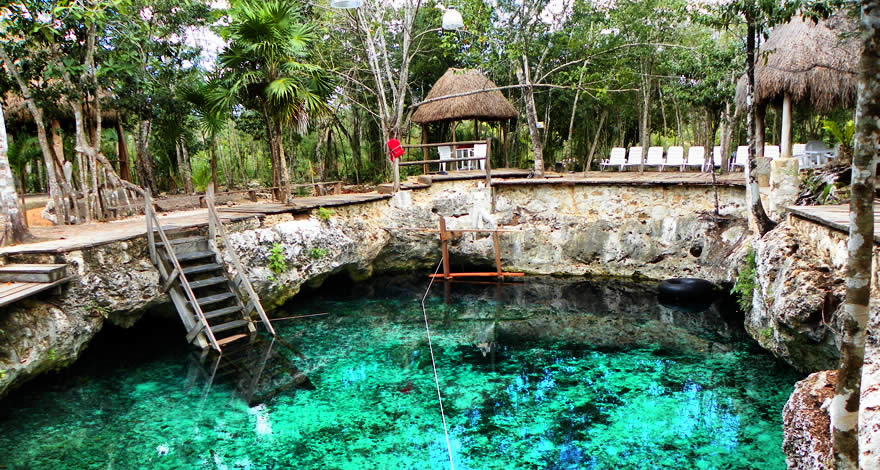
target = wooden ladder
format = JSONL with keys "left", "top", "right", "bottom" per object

{"left": 145, "top": 186, "right": 275, "bottom": 352}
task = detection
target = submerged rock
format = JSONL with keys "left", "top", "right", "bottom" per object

{"left": 783, "top": 370, "right": 835, "bottom": 470}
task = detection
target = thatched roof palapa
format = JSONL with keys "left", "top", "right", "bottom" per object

{"left": 411, "top": 68, "right": 518, "bottom": 124}
{"left": 735, "top": 14, "right": 859, "bottom": 113}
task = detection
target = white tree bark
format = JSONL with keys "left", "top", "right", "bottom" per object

{"left": 0, "top": 103, "right": 28, "bottom": 245}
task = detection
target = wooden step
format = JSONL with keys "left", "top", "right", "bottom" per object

{"left": 177, "top": 250, "right": 215, "bottom": 262}
{"left": 203, "top": 305, "right": 243, "bottom": 320}
{"left": 188, "top": 276, "right": 227, "bottom": 289}
{"left": 183, "top": 263, "right": 224, "bottom": 276}
{"left": 0, "top": 264, "right": 67, "bottom": 283}
{"left": 212, "top": 319, "right": 250, "bottom": 334}
{"left": 216, "top": 333, "right": 250, "bottom": 348}
{"left": 157, "top": 236, "right": 206, "bottom": 247}
{"left": 194, "top": 292, "right": 237, "bottom": 307}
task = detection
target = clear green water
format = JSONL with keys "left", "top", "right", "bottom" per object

{"left": 0, "top": 277, "right": 799, "bottom": 469}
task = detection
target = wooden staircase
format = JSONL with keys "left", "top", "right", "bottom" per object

{"left": 145, "top": 186, "right": 275, "bottom": 351}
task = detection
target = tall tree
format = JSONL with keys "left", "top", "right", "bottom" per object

{"left": 217, "top": 0, "right": 329, "bottom": 202}
{"left": 0, "top": 102, "right": 29, "bottom": 246}
{"left": 831, "top": 0, "right": 880, "bottom": 466}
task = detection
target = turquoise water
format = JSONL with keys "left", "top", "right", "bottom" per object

{"left": 0, "top": 277, "right": 799, "bottom": 469}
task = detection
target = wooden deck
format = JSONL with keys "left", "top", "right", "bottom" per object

{"left": 222, "top": 193, "right": 390, "bottom": 214}
{"left": 0, "top": 276, "right": 73, "bottom": 308}
{"left": 788, "top": 202, "right": 880, "bottom": 243}
{"left": 494, "top": 170, "right": 746, "bottom": 187}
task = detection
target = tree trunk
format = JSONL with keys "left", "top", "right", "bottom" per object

{"left": 210, "top": 142, "right": 218, "bottom": 191}
{"left": 781, "top": 93, "right": 793, "bottom": 158}
{"left": 516, "top": 60, "right": 544, "bottom": 177}
{"left": 756, "top": 104, "right": 766, "bottom": 158}
{"left": 135, "top": 119, "right": 157, "bottom": 194}
{"left": 585, "top": 109, "right": 608, "bottom": 172}
{"left": 719, "top": 102, "right": 733, "bottom": 174}
{"left": 114, "top": 118, "right": 132, "bottom": 182}
{"left": 565, "top": 67, "right": 586, "bottom": 167}
{"left": 639, "top": 59, "right": 653, "bottom": 172}
{"left": 745, "top": 19, "right": 776, "bottom": 236}
{"left": 0, "top": 103, "right": 29, "bottom": 245}
{"left": 834, "top": 2, "right": 880, "bottom": 466}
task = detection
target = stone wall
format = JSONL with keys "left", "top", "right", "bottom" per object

{"left": 0, "top": 180, "right": 750, "bottom": 399}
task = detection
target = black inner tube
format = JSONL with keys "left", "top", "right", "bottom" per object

{"left": 658, "top": 278, "right": 716, "bottom": 303}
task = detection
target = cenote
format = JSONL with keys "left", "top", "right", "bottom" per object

{"left": 0, "top": 276, "right": 799, "bottom": 469}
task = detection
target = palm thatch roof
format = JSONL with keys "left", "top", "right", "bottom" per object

{"left": 735, "top": 14, "right": 859, "bottom": 113}
{"left": 411, "top": 68, "right": 518, "bottom": 124}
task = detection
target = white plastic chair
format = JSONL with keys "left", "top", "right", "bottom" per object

{"left": 622, "top": 146, "right": 643, "bottom": 171}
{"left": 438, "top": 146, "right": 452, "bottom": 172}
{"left": 793, "top": 143, "right": 809, "bottom": 169}
{"left": 473, "top": 144, "right": 488, "bottom": 171}
{"left": 600, "top": 147, "right": 627, "bottom": 171}
{"left": 645, "top": 146, "right": 665, "bottom": 171}
{"left": 730, "top": 146, "right": 749, "bottom": 171}
{"left": 665, "top": 146, "right": 685, "bottom": 171}
{"left": 685, "top": 146, "right": 706, "bottom": 172}
{"left": 764, "top": 145, "right": 780, "bottom": 160}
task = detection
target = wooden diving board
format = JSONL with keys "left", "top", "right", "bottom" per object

{"left": 0, "top": 276, "right": 73, "bottom": 308}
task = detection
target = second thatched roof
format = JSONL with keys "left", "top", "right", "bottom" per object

{"left": 735, "top": 14, "right": 859, "bottom": 113}
{"left": 411, "top": 68, "right": 518, "bottom": 124}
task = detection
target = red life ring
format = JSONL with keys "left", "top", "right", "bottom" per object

{"left": 387, "top": 139, "right": 404, "bottom": 161}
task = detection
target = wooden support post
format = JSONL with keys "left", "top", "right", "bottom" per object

{"left": 485, "top": 138, "right": 493, "bottom": 188}
{"left": 207, "top": 183, "right": 216, "bottom": 242}
{"left": 422, "top": 125, "right": 429, "bottom": 175}
{"left": 334, "top": 181, "right": 342, "bottom": 195}
{"left": 392, "top": 158, "right": 400, "bottom": 193}
{"left": 248, "top": 189, "right": 257, "bottom": 202}
{"left": 439, "top": 217, "right": 451, "bottom": 280}
{"left": 492, "top": 231, "right": 502, "bottom": 278}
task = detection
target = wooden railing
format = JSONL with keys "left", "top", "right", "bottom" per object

{"left": 145, "top": 189, "right": 221, "bottom": 351}
{"left": 391, "top": 139, "right": 493, "bottom": 192}
{"left": 205, "top": 185, "right": 276, "bottom": 337}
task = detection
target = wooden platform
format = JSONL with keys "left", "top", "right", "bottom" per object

{"left": 220, "top": 193, "right": 391, "bottom": 215}
{"left": 0, "top": 276, "right": 73, "bottom": 308}
{"left": 788, "top": 202, "right": 880, "bottom": 243}
{"left": 0, "top": 264, "right": 67, "bottom": 283}
{"left": 493, "top": 170, "right": 746, "bottom": 187}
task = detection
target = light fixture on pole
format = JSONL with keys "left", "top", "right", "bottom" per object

{"left": 330, "top": 0, "right": 362, "bottom": 9}
{"left": 441, "top": 8, "right": 464, "bottom": 30}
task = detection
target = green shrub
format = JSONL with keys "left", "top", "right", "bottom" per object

{"left": 316, "top": 207, "right": 334, "bottom": 221}
{"left": 310, "top": 247, "right": 328, "bottom": 259}
{"left": 267, "top": 243, "right": 288, "bottom": 279}
{"left": 731, "top": 248, "right": 757, "bottom": 312}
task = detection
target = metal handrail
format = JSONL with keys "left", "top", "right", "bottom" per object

{"left": 205, "top": 185, "right": 276, "bottom": 337}
{"left": 145, "top": 189, "right": 222, "bottom": 351}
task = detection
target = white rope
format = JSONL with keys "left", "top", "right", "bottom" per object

{"left": 421, "top": 260, "right": 455, "bottom": 470}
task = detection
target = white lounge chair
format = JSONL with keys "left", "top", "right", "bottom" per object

{"left": 438, "top": 146, "right": 452, "bottom": 172}
{"left": 622, "top": 146, "right": 643, "bottom": 171}
{"left": 645, "top": 146, "right": 665, "bottom": 171}
{"left": 730, "top": 146, "right": 749, "bottom": 171}
{"left": 600, "top": 147, "right": 627, "bottom": 171}
{"left": 665, "top": 146, "right": 685, "bottom": 171}
{"left": 473, "top": 144, "right": 487, "bottom": 171}
{"left": 764, "top": 145, "right": 780, "bottom": 160}
{"left": 685, "top": 146, "right": 706, "bottom": 172}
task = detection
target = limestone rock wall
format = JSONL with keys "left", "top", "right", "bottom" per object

{"left": 0, "top": 181, "right": 749, "bottom": 399}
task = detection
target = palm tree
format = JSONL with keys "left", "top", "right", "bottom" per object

{"left": 216, "top": 0, "right": 329, "bottom": 202}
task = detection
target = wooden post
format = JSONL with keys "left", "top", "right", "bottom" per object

{"left": 206, "top": 183, "right": 216, "bottom": 242}
{"left": 485, "top": 138, "right": 493, "bottom": 188}
{"left": 451, "top": 122, "right": 458, "bottom": 171}
{"left": 392, "top": 158, "right": 400, "bottom": 193}
{"left": 421, "top": 125, "right": 429, "bottom": 175}
{"left": 492, "top": 231, "right": 502, "bottom": 278}
{"left": 439, "top": 217, "right": 451, "bottom": 280}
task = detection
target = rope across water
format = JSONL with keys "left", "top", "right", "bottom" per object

{"left": 422, "top": 260, "right": 455, "bottom": 470}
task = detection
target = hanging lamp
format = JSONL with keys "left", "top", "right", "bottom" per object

{"left": 442, "top": 8, "right": 464, "bottom": 30}
{"left": 330, "top": 0, "right": 362, "bottom": 9}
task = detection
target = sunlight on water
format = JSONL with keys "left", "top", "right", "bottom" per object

{"left": 0, "top": 277, "right": 799, "bottom": 469}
